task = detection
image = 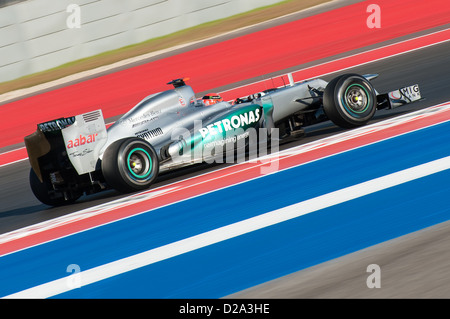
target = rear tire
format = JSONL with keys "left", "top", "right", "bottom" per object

{"left": 101, "top": 138, "right": 159, "bottom": 193}
{"left": 29, "top": 169, "right": 78, "bottom": 206}
{"left": 323, "top": 74, "right": 377, "bottom": 128}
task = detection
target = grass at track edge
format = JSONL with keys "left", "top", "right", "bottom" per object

{"left": 0, "top": 0, "right": 329, "bottom": 95}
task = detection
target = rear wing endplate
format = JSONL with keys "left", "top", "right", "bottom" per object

{"left": 61, "top": 109, "right": 107, "bottom": 175}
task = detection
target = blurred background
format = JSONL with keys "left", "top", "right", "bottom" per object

{"left": 0, "top": 0, "right": 282, "bottom": 83}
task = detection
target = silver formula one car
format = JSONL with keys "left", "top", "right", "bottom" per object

{"left": 25, "top": 73, "right": 421, "bottom": 206}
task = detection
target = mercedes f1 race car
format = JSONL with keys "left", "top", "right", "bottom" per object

{"left": 25, "top": 73, "right": 422, "bottom": 206}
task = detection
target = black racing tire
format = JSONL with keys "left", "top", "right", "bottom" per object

{"left": 29, "top": 168, "right": 78, "bottom": 206}
{"left": 323, "top": 74, "right": 377, "bottom": 128}
{"left": 101, "top": 138, "right": 159, "bottom": 193}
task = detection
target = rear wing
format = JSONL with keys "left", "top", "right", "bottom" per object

{"left": 61, "top": 110, "right": 107, "bottom": 175}
{"left": 25, "top": 110, "right": 107, "bottom": 181}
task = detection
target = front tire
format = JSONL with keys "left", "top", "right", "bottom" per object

{"left": 323, "top": 74, "right": 377, "bottom": 128}
{"left": 101, "top": 138, "right": 159, "bottom": 193}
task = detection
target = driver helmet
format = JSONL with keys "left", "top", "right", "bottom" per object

{"left": 202, "top": 93, "right": 223, "bottom": 106}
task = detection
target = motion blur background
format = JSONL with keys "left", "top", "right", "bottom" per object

{"left": 0, "top": 0, "right": 282, "bottom": 82}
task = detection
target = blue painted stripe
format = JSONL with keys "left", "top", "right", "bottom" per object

{"left": 56, "top": 168, "right": 450, "bottom": 298}
{"left": 1, "top": 120, "right": 450, "bottom": 297}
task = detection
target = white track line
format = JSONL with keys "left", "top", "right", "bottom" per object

{"left": 5, "top": 155, "right": 450, "bottom": 298}
{"left": 1, "top": 101, "right": 449, "bottom": 251}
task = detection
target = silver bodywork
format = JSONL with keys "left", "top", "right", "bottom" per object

{"left": 26, "top": 73, "right": 422, "bottom": 204}
{"left": 62, "top": 74, "right": 421, "bottom": 175}
{"left": 63, "top": 77, "right": 330, "bottom": 175}
{"left": 99, "top": 83, "right": 266, "bottom": 172}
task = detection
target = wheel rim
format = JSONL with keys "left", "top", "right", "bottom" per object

{"left": 127, "top": 148, "right": 152, "bottom": 179}
{"left": 342, "top": 84, "right": 370, "bottom": 114}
